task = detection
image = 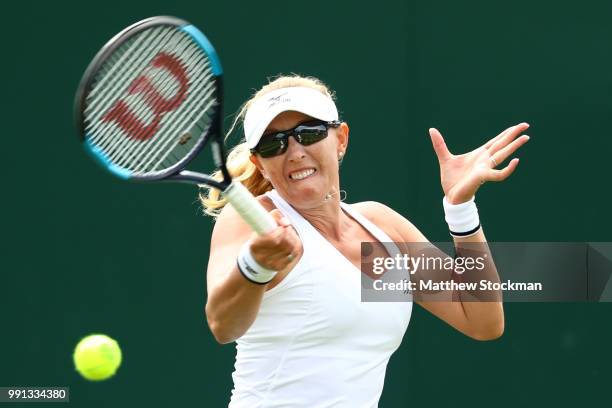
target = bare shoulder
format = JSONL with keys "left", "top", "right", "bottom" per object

{"left": 351, "top": 201, "right": 427, "bottom": 242}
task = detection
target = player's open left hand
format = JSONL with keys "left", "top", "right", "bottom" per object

{"left": 429, "top": 123, "right": 531, "bottom": 204}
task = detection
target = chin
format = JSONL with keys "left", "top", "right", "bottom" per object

{"left": 286, "top": 181, "right": 326, "bottom": 207}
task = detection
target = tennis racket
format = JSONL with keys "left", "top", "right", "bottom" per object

{"left": 74, "top": 16, "right": 276, "bottom": 235}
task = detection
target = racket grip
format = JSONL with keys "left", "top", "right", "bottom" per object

{"left": 223, "top": 181, "right": 277, "bottom": 235}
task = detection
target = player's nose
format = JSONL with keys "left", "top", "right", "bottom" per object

{"left": 286, "top": 136, "right": 306, "bottom": 162}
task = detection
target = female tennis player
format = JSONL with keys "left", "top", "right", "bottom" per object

{"left": 201, "top": 75, "right": 530, "bottom": 407}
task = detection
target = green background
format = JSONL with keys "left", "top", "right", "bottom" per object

{"left": 2, "top": 0, "right": 610, "bottom": 406}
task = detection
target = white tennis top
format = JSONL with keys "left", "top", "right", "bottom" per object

{"left": 229, "top": 190, "right": 412, "bottom": 408}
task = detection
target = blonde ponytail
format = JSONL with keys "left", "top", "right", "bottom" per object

{"left": 199, "top": 142, "right": 272, "bottom": 217}
{"left": 199, "top": 74, "right": 335, "bottom": 217}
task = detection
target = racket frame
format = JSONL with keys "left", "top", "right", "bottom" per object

{"left": 75, "top": 16, "right": 277, "bottom": 235}
{"left": 75, "top": 16, "right": 229, "bottom": 190}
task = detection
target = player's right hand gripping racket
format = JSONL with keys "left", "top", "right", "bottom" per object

{"left": 74, "top": 16, "right": 276, "bottom": 235}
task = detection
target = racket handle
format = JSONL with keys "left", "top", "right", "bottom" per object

{"left": 223, "top": 181, "right": 277, "bottom": 235}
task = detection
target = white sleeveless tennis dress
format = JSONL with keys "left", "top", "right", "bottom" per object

{"left": 229, "top": 190, "right": 412, "bottom": 408}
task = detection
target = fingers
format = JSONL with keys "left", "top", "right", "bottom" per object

{"left": 486, "top": 158, "right": 520, "bottom": 182}
{"left": 269, "top": 209, "right": 290, "bottom": 227}
{"left": 429, "top": 128, "right": 452, "bottom": 161}
{"left": 250, "top": 210, "right": 301, "bottom": 270}
{"left": 260, "top": 210, "right": 294, "bottom": 251}
{"left": 488, "top": 122, "right": 530, "bottom": 155}
{"left": 483, "top": 126, "right": 512, "bottom": 149}
{"left": 479, "top": 124, "right": 529, "bottom": 187}
{"left": 490, "top": 135, "right": 530, "bottom": 166}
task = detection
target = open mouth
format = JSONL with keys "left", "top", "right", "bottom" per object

{"left": 289, "top": 168, "right": 316, "bottom": 180}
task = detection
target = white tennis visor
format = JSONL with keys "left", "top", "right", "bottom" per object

{"left": 243, "top": 86, "right": 339, "bottom": 149}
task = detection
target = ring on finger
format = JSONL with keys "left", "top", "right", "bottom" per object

{"left": 490, "top": 157, "right": 498, "bottom": 167}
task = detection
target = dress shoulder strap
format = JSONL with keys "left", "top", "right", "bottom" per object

{"left": 340, "top": 201, "right": 402, "bottom": 258}
{"left": 263, "top": 190, "right": 317, "bottom": 239}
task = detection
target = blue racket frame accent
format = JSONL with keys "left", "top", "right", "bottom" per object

{"left": 180, "top": 24, "right": 223, "bottom": 76}
{"left": 84, "top": 137, "right": 132, "bottom": 180}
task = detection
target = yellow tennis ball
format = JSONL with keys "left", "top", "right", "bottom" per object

{"left": 73, "top": 334, "right": 122, "bottom": 381}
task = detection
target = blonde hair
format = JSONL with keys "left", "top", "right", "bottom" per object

{"left": 199, "top": 74, "right": 335, "bottom": 217}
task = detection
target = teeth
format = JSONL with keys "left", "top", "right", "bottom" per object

{"left": 290, "top": 168, "right": 315, "bottom": 180}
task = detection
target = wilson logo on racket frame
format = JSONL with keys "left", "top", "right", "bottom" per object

{"left": 102, "top": 52, "right": 189, "bottom": 141}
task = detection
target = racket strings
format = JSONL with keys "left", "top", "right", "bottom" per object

{"left": 98, "top": 36, "right": 202, "bottom": 164}
{"left": 100, "top": 35, "right": 194, "bottom": 148}
{"left": 130, "top": 66, "right": 216, "bottom": 171}
{"left": 126, "top": 61, "right": 217, "bottom": 174}
{"left": 87, "top": 27, "right": 163, "bottom": 99}
{"left": 88, "top": 29, "right": 209, "bottom": 162}
{"left": 84, "top": 27, "right": 219, "bottom": 176}
{"left": 85, "top": 29, "right": 178, "bottom": 157}
{"left": 87, "top": 27, "right": 181, "bottom": 148}
{"left": 113, "top": 61, "right": 215, "bottom": 174}
{"left": 109, "top": 43, "right": 213, "bottom": 170}
{"left": 150, "top": 101, "right": 217, "bottom": 171}
{"left": 87, "top": 27, "right": 173, "bottom": 133}
{"left": 143, "top": 89, "right": 216, "bottom": 173}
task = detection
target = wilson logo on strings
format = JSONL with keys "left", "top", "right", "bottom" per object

{"left": 101, "top": 52, "right": 189, "bottom": 141}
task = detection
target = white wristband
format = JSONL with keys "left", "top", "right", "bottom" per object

{"left": 442, "top": 196, "right": 481, "bottom": 237}
{"left": 237, "top": 240, "right": 277, "bottom": 285}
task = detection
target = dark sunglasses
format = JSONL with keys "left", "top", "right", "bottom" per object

{"left": 251, "top": 120, "right": 341, "bottom": 158}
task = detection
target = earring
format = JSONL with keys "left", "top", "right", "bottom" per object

{"left": 338, "top": 151, "right": 344, "bottom": 165}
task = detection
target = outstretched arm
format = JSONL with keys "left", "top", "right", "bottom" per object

{"left": 423, "top": 122, "right": 530, "bottom": 339}
{"left": 372, "top": 123, "right": 530, "bottom": 340}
